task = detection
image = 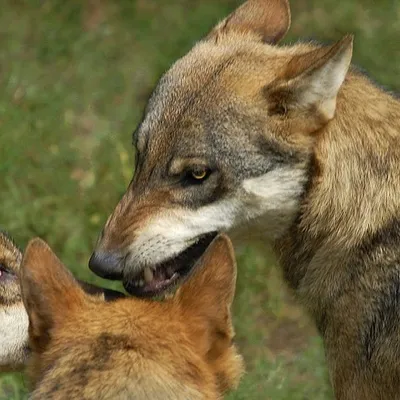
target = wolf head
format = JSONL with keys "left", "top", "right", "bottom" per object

{"left": 21, "top": 234, "right": 243, "bottom": 399}
{"left": 0, "top": 231, "right": 29, "bottom": 371}
{"left": 89, "top": 0, "right": 353, "bottom": 296}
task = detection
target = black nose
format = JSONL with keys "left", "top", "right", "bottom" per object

{"left": 88, "top": 251, "right": 124, "bottom": 280}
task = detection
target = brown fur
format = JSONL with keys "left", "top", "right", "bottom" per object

{"left": 91, "top": 0, "right": 400, "bottom": 398}
{"left": 21, "top": 235, "right": 243, "bottom": 399}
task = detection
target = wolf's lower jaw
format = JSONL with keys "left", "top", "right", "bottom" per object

{"left": 124, "top": 232, "right": 218, "bottom": 297}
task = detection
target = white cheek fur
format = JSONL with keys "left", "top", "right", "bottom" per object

{"left": 242, "top": 167, "right": 306, "bottom": 218}
{"left": 0, "top": 303, "right": 29, "bottom": 366}
{"left": 125, "top": 166, "right": 305, "bottom": 271}
{"left": 125, "top": 198, "right": 241, "bottom": 273}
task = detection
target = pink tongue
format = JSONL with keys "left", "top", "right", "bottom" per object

{"left": 144, "top": 269, "right": 177, "bottom": 292}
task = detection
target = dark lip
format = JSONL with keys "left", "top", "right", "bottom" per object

{"left": 123, "top": 232, "right": 218, "bottom": 297}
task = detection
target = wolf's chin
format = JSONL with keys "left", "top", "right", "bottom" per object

{"left": 123, "top": 232, "right": 218, "bottom": 297}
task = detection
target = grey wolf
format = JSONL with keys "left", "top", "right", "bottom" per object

{"left": 89, "top": 0, "right": 400, "bottom": 398}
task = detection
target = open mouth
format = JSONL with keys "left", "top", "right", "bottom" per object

{"left": 124, "top": 232, "right": 218, "bottom": 297}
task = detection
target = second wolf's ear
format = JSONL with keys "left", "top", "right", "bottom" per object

{"left": 208, "top": 0, "right": 291, "bottom": 44}
{"left": 176, "top": 234, "right": 237, "bottom": 330}
{"left": 175, "top": 234, "right": 243, "bottom": 391}
{"left": 20, "top": 238, "right": 84, "bottom": 351}
{"left": 266, "top": 35, "right": 353, "bottom": 133}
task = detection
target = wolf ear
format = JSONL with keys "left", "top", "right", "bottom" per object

{"left": 20, "top": 238, "right": 84, "bottom": 351}
{"left": 175, "top": 234, "right": 243, "bottom": 391}
{"left": 176, "top": 234, "right": 237, "bottom": 329}
{"left": 267, "top": 35, "right": 353, "bottom": 133}
{"left": 208, "top": 0, "right": 291, "bottom": 44}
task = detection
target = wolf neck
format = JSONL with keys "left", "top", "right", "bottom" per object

{"left": 276, "top": 69, "right": 400, "bottom": 309}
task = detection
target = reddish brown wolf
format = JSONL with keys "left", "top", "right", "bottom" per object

{"left": 89, "top": 0, "right": 400, "bottom": 398}
{"left": 20, "top": 234, "right": 243, "bottom": 399}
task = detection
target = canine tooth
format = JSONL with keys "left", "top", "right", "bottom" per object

{"left": 144, "top": 267, "right": 154, "bottom": 283}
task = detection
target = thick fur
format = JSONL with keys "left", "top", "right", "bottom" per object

{"left": 21, "top": 235, "right": 243, "bottom": 399}
{"left": 0, "top": 231, "right": 28, "bottom": 371}
{"left": 91, "top": 0, "right": 400, "bottom": 398}
{"left": 0, "top": 231, "right": 124, "bottom": 373}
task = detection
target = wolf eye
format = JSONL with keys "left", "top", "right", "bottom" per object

{"left": 182, "top": 167, "right": 211, "bottom": 186}
{"left": 191, "top": 169, "right": 208, "bottom": 180}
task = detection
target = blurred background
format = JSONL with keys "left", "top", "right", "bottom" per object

{"left": 0, "top": 0, "right": 398, "bottom": 398}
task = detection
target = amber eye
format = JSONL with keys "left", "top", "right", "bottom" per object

{"left": 180, "top": 166, "right": 212, "bottom": 186}
{"left": 191, "top": 169, "right": 208, "bottom": 180}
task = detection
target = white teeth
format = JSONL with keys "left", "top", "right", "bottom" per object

{"left": 144, "top": 267, "right": 154, "bottom": 283}
{"left": 132, "top": 279, "right": 145, "bottom": 288}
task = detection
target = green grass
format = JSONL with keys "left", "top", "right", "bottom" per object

{"left": 0, "top": 0, "right": 398, "bottom": 398}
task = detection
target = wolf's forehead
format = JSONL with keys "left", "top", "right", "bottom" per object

{"left": 136, "top": 40, "right": 285, "bottom": 150}
{"left": 142, "top": 42, "right": 264, "bottom": 116}
{"left": 145, "top": 57, "right": 233, "bottom": 124}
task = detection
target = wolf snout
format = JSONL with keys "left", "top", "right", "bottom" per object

{"left": 88, "top": 250, "right": 124, "bottom": 280}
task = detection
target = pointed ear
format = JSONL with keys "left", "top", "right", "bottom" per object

{"left": 175, "top": 234, "right": 243, "bottom": 392}
{"left": 175, "top": 234, "right": 237, "bottom": 348}
{"left": 20, "top": 238, "right": 84, "bottom": 352}
{"left": 176, "top": 234, "right": 237, "bottom": 323}
{"left": 267, "top": 35, "right": 353, "bottom": 133}
{"left": 208, "top": 0, "right": 291, "bottom": 44}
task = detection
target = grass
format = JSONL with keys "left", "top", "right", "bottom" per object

{"left": 0, "top": 0, "right": 398, "bottom": 398}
